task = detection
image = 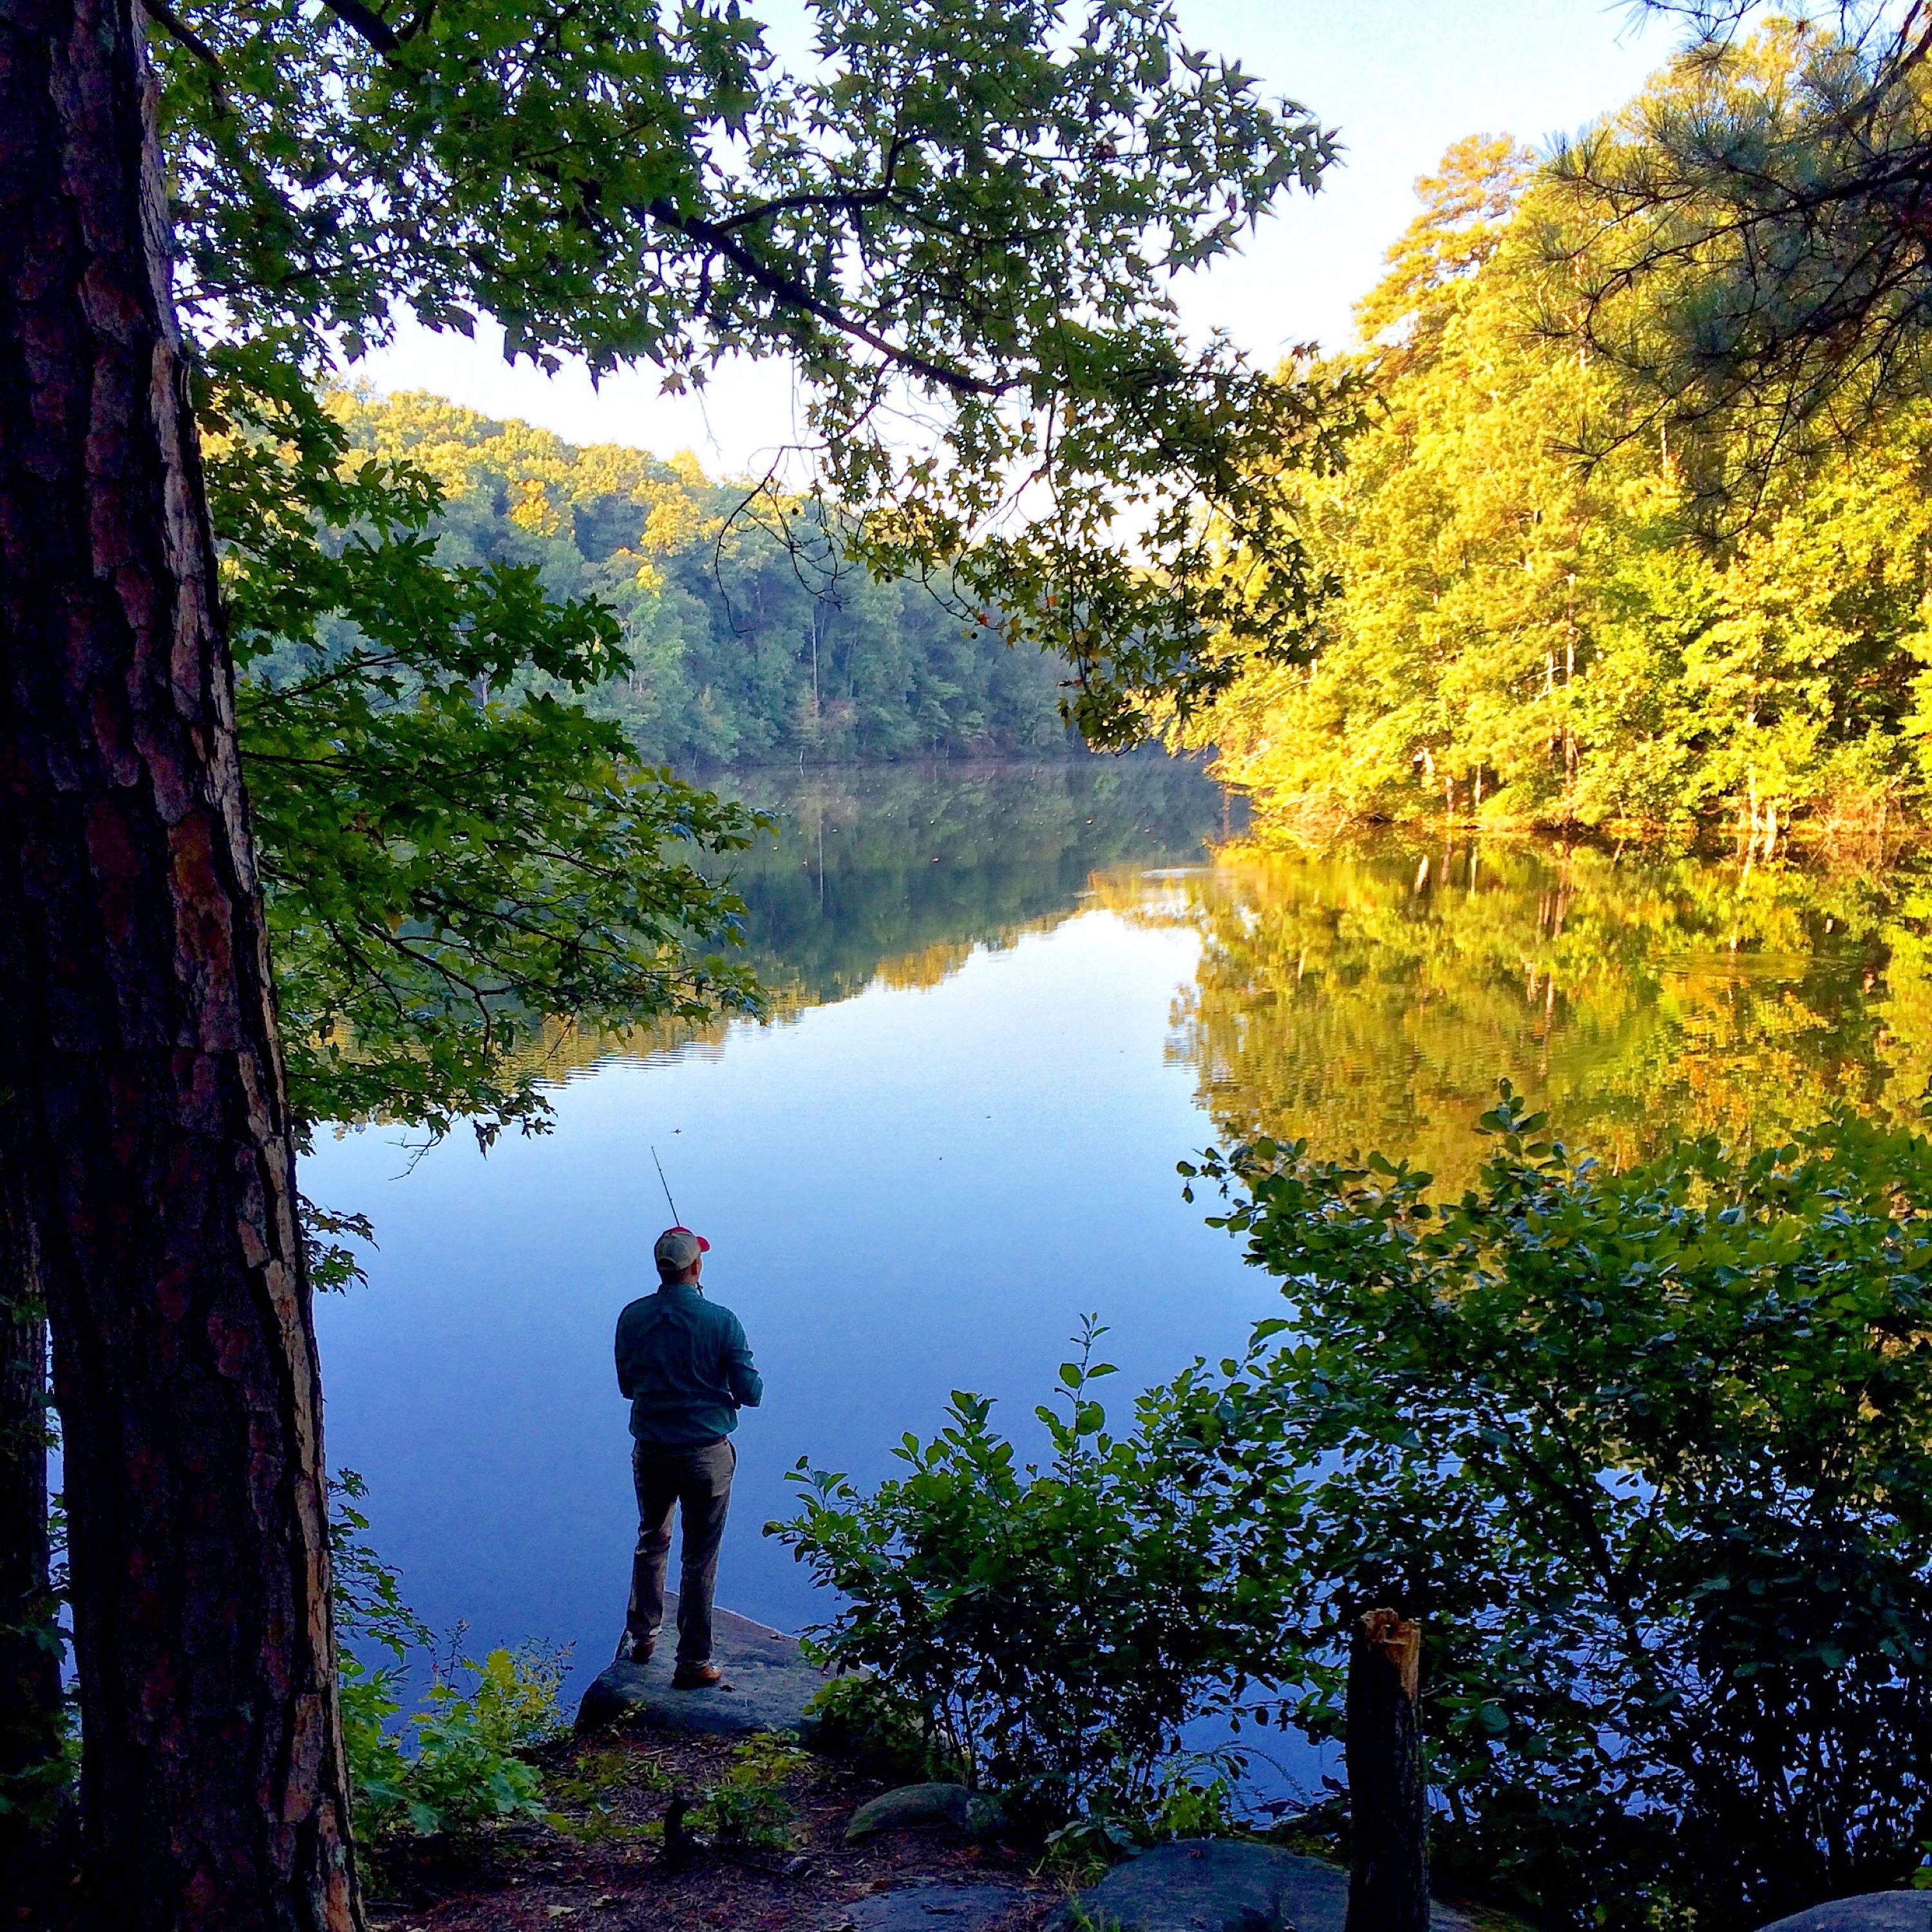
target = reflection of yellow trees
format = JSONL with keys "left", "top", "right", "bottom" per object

{"left": 501, "top": 924, "right": 1074, "bottom": 1083}
{"left": 1103, "top": 833, "right": 1932, "bottom": 1187}
{"left": 504, "top": 997, "right": 813, "bottom": 1087}
{"left": 873, "top": 942, "right": 981, "bottom": 992}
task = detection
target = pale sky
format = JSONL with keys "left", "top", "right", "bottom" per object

{"left": 356, "top": 1, "right": 1671, "bottom": 474}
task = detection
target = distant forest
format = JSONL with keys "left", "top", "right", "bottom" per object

{"left": 328, "top": 392, "right": 1077, "bottom": 766}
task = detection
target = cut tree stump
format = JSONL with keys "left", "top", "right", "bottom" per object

{"left": 1345, "top": 1609, "right": 1428, "bottom": 1932}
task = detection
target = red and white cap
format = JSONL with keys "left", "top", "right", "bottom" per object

{"left": 654, "top": 1226, "right": 710, "bottom": 1271}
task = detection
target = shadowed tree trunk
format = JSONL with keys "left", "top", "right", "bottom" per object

{"left": 0, "top": 0, "right": 363, "bottom": 1924}
{"left": 1345, "top": 1609, "right": 1428, "bottom": 1932}
{"left": 0, "top": 1145, "right": 68, "bottom": 1929}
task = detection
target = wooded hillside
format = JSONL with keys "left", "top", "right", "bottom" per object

{"left": 325, "top": 391, "right": 1077, "bottom": 766}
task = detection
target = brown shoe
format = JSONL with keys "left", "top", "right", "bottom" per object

{"left": 670, "top": 1661, "right": 724, "bottom": 1690}
{"left": 614, "top": 1633, "right": 655, "bottom": 1665}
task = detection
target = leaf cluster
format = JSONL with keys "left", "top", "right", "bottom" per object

{"left": 205, "top": 347, "right": 765, "bottom": 1139}
{"left": 770, "top": 1317, "right": 1283, "bottom": 1833}
{"left": 1547, "top": 10, "right": 1932, "bottom": 504}
{"left": 1173, "top": 1087, "right": 1932, "bottom": 1926}
{"left": 689, "top": 1732, "right": 810, "bottom": 1850}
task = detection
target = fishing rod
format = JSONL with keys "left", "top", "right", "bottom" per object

{"left": 651, "top": 1145, "right": 682, "bottom": 1226}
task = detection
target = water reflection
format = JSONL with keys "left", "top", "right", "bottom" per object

{"left": 518, "top": 755, "right": 1237, "bottom": 1077}
{"left": 306, "top": 756, "right": 1264, "bottom": 1657}
{"left": 1113, "top": 832, "right": 1932, "bottom": 1188}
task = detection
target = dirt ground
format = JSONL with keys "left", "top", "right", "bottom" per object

{"left": 363, "top": 1723, "right": 1068, "bottom": 1932}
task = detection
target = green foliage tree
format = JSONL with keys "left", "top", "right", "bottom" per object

{"left": 1170, "top": 1091, "right": 1932, "bottom": 1928}
{"left": 1551, "top": 8, "right": 1932, "bottom": 500}
{"left": 1191, "top": 117, "right": 1932, "bottom": 836}
{"left": 211, "top": 354, "right": 766, "bottom": 1144}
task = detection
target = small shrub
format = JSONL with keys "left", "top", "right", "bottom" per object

{"left": 1042, "top": 1757, "right": 1242, "bottom": 1880}
{"left": 804, "top": 1674, "right": 954, "bottom": 1784}
{"left": 1147, "top": 1762, "right": 1240, "bottom": 1841}
{"left": 772, "top": 1320, "right": 1278, "bottom": 1834}
{"left": 329, "top": 1473, "right": 565, "bottom": 1843}
{"left": 691, "top": 1734, "right": 808, "bottom": 1850}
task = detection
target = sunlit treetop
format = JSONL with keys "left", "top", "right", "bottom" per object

{"left": 1354, "top": 133, "right": 1535, "bottom": 376}
{"left": 151, "top": 0, "right": 1367, "bottom": 743}
{"left": 1541, "top": 3, "right": 1932, "bottom": 511}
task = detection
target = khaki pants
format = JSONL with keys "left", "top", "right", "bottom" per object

{"left": 626, "top": 1436, "right": 735, "bottom": 1664}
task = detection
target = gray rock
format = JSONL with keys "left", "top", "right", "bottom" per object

{"left": 574, "top": 1595, "right": 838, "bottom": 1737}
{"left": 1757, "top": 1899, "right": 1932, "bottom": 1932}
{"left": 822, "top": 1880, "right": 1024, "bottom": 1932}
{"left": 1068, "top": 1840, "right": 1481, "bottom": 1932}
{"left": 844, "top": 1782, "right": 1005, "bottom": 1845}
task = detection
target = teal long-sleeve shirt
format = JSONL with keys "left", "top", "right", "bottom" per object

{"left": 615, "top": 1282, "right": 763, "bottom": 1446}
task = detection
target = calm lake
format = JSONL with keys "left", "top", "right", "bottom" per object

{"left": 307, "top": 756, "right": 1931, "bottom": 1697}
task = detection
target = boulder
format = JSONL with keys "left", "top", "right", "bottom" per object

{"left": 1066, "top": 1840, "right": 1482, "bottom": 1932}
{"left": 822, "top": 1879, "right": 1025, "bottom": 1932}
{"left": 574, "top": 1595, "right": 838, "bottom": 1738}
{"left": 1757, "top": 1900, "right": 1932, "bottom": 1932}
{"left": 844, "top": 1782, "right": 1005, "bottom": 1845}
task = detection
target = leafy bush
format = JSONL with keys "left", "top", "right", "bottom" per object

{"left": 773, "top": 1322, "right": 1278, "bottom": 1834}
{"left": 330, "top": 1473, "right": 565, "bottom": 1842}
{"left": 804, "top": 1674, "right": 954, "bottom": 1785}
{"left": 1177, "top": 1090, "right": 1932, "bottom": 1929}
{"left": 691, "top": 1734, "right": 810, "bottom": 1850}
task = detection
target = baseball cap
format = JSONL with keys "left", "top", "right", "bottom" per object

{"left": 654, "top": 1226, "right": 710, "bottom": 1271}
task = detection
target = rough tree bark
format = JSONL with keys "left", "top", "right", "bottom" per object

{"left": 0, "top": 0, "right": 363, "bottom": 1924}
{"left": 1344, "top": 1608, "right": 1428, "bottom": 1932}
{"left": 0, "top": 1144, "right": 69, "bottom": 1929}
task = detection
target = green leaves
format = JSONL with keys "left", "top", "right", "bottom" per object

{"left": 1180, "top": 1094, "right": 1932, "bottom": 1925}
{"left": 770, "top": 1316, "right": 1284, "bottom": 1830}
{"left": 1549, "top": 17, "right": 1932, "bottom": 505}
{"left": 153, "top": 0, "right": 1361, "bottom": 745}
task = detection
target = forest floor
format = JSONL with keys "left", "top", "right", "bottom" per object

{"left": 363, "top": 1721, "right": 1067, "bottom": 1932}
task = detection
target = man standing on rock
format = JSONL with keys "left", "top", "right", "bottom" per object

{"left": 614, "top": 1226, "right": 764, "bottom": 1688}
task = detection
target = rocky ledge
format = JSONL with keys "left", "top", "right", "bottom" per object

{"left": 1066, "top": 1841, "right": 1485, "bottom": 1932}
{"left": 1757, "top": 1900, "right": 1932, "bottom": 1931}
{"left": 574, "top": 1595, "right": 838, "bottom": 1738}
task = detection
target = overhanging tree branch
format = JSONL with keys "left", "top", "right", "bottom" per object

{"left": 639, "top": 198, "right": 1002, "bottom": 397}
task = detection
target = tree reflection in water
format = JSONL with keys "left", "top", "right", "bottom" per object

{"left": 1104, "top": 833, "right": 1932, "bottom": 1188}
{"left": 502, "top": 761, "right": 1927, "bottom": 1189}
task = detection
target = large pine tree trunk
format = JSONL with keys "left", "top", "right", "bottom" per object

{"left": 0, "top": 0, "right": 363, "bottom": 1924}
{"left": 0, "top": 1152, "right": 69, "bottom": 1928}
